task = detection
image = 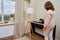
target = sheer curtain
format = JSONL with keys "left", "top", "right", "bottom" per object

{"left": 14, "top": 0, "right": 25, "bottom": 38}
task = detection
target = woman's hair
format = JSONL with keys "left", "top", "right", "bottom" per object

{"left": 44, "top": 1, "right": 55, "bottom": 11}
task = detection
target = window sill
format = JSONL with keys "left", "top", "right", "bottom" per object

{"left": 0, "top": 23, "right": 14, "bottom": 26}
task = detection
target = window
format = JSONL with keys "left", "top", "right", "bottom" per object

{"left": 0, "top": 0, "right": 15, "bottom": 24}
{"left": 0, "top": 0, "right": 2, "bottom": 21}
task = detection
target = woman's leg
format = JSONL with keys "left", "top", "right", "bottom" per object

{"left": 44, "top": 35, "right": 49, "bottom": 40}
{"left": 49, "top": 30, "right": 53, "bottom": 40}
{"left": 44, "top": 26, "right": 53, "bottom": 40}
{"left": 44, "top": 32, "right": 49, "bottom": 40}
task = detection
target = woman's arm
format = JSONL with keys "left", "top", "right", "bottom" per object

{"left": 43, "top": 13, "right": 51, "bottom": 32}
{"left": 43, "top": 10, "right": 53, "bottom": 32}
{"left": 45, "top": 12, "right": 54, "bottom": 31}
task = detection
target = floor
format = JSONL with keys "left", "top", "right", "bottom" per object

{"left": 26, "top": 33, "right": 44, "bottom": 40}
{"left": 0, "top": 33, "right": 44, "bottom": 40}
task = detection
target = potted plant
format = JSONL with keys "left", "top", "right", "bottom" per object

{"left": 4, "top": 19, "right": 8, "bottom": 24}
{"left": 10, "top": 14, "right": 14, "bottom": 22}
{"left": 25, "top": 0, "right": 31, "bottom": 7}
{"left": 25, "top": 0, "right": 31, "bottom": 3}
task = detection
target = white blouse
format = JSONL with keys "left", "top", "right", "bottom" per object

{"left": 44, "top": 10, "right": 55, "bottom": 28}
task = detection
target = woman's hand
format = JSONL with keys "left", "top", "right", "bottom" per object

{"left": 43, "top": 26, "right": 50, "bottom": 32}
{"left": 43, "top": 27, "right": 46, "bottom": 32}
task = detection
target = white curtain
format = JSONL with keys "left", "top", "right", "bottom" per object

{"left": 14, "top": 0, "right": 25, "bottom": 38}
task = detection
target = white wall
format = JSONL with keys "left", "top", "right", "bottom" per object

{"left": 0, "top": 25, "right": 14, "bottom": 38}
{"left": 34, "top": 0, "right": 60, "bottom": 40}
{"left": 55, "top": 0, "right": 60, "bottom": 40}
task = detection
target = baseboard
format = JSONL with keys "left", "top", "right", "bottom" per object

{"left": 0, "top": 35, "right": 14, "bottom": 39}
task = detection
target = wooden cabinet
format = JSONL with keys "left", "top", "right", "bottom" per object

{"left": 31, "top": 22, "right": 44, "bottom": 37}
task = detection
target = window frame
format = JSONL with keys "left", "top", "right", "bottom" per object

{"left": 0, "top": 0, "right": 15, "bottom": 24}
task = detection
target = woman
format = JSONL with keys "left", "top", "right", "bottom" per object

{"left": 43, "top": 1, "right": 55, "bottom": 40}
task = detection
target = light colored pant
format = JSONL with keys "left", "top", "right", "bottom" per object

{"left": 44, "top": 30, "right": 53, "bottom": 40}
